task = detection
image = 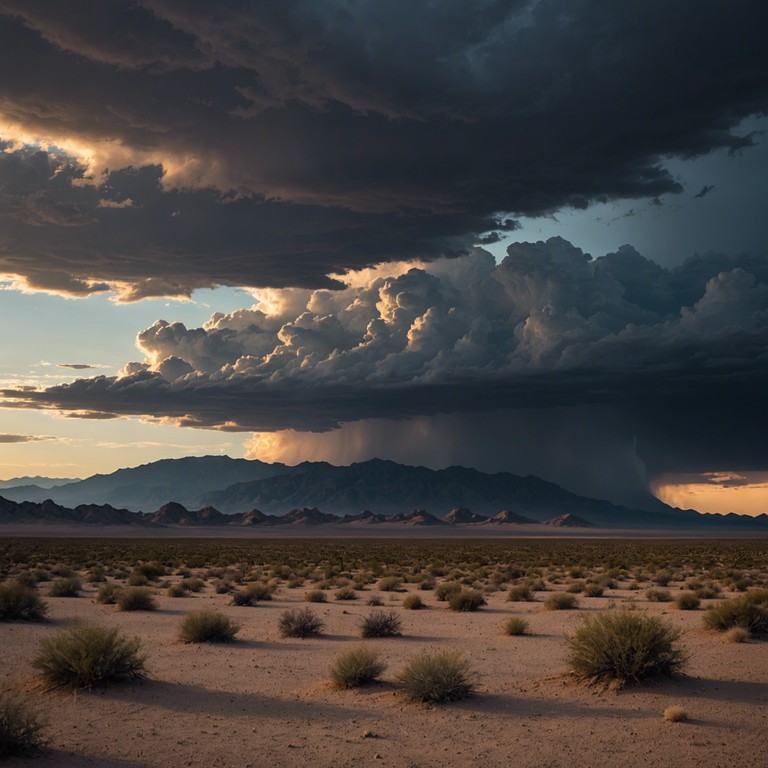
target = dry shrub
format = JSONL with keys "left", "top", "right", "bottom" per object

{"left": 334, "top": 586, "right": 358, "bottom": 601}
{"left": 398, "top": 650, "right": 477, "bottom": 703}
{"left": 403, "top": 594, "right": 424, "bottom": 610}
{"left": 330, "top": 646, "right": 386, "bottom": 688}
{"left": 663, "top": 706, "right": 688, "bottom": 723}
{"left": 0, "top": 581, "right": 48, "bottom": 621}
{"left": 179, "top": 610, "right": 240, "bottom": 643}
{"left": 544, "top": 592, "right": 578, "bottom": 610}
{"left": 117, "top": 587, "right": 156, "bottom": 612}
{"left": 278, "top": 607, "right": 324, "bottom": 638}
{"left": 724, "top": 627, "right": 749, "bottom": 643}
{"left": 304, "top": 589, "right": 328, "bottom": 603}
{"left": 94, "top": 583, "right": 123, "bottom": 605}
{"left": 32, "top": 625, "right": 146, "bottom": 688}
{"left": 703, "top": 590, "right": 768, "bottom": 635}
{"left": 567, "top": 610, "right": 686, "bottom": 686}
{"left": 674, "top": 592, "right": 700, "bottom": 611}
{"left": 646, "top": 588, "right": 672, "bottom": 602}
{"left": 503, "top": 617, "right": 529, "bottom": 636}
{"left": 360, "top": 609, "right": 402, "bottom": 638}
{"left": 507, "top": 585, "right": 533, "bottom": 602}
{"left": 48, "top": 577, "right": 81, "bottom": 598}
{"left": 0, "top": 692, "right": 47, "bottom": 758}
{"left": 448, "top": 589, "right": 486, "bottom": 612}
{"left": 377, "top": 576, "right": 403, "bottom": 592}
{"left": 435, "top": 582, "right": 462, "bottom": 602}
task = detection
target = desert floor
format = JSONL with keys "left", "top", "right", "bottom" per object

{"left": 2, "top": 539, "right": 767, "bottom": 768}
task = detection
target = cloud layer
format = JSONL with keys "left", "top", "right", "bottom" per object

{"left": 4, "top": 237, "right": 766, "bottom": 485}
{"left": 0, "top": 1, "right": 767, "bottom": 297}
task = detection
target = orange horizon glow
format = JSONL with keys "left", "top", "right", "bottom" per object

{"left": 653, "top": 472, "right": 768, "bottom": 517}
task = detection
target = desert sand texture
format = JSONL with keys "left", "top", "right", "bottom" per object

{"left": 1, "top": 537, "right": 767, "bottom": 768}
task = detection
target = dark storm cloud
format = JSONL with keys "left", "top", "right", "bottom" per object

{"left": 4, "top": 238, "right": 767, "bottom": 480}
{"left": 0, "top": 1, "right": 767, "bottom": 295}
{"left": 58, "top": 364, "right": 96, "bottom": 370}
{"left": 693, "top": 185, "right": 715, "bottom": 199}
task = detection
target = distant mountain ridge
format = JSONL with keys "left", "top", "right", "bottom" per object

{"left": 1, "top": 455, "right": 766, "bottom": 530}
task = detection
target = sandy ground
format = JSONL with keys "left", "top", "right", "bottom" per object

{"left": 2, "top": 559, "right": 767, "bottom": 767}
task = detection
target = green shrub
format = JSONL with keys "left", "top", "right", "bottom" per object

{"left": 674, "top": 592, "right": 700, "bottom": 611}
{"left": 544, "top": 592, "right": 578, "bottom": 610}
{"left": 448, "top": 589, "right": 486, "bottom": 612}
{"left": 304, "top": 589, "right": 327, "bottom": 603}
{"left": 48, "top": 577, "right": 81, "bottom": 597}
{"left": 329, "top": 646, "right": 386, "bottom": 688}
{"left": 360, "top": 609, "right": 402, "bottom": 638}
{"left": 0, "top": 692, "right": 47, "bottom": 758}
{"left": 506, "top": 585, "right": 533, "bottom": 602}
{"left": 278, "top": 608, "right": 324, "bottom": 638}
{"left": 567, "top": 610, "right": 686, "bottom": 686}
{"left": 398, "top": 650, "right": 476, "bottom": 703}
{"left": 32, "top": 625, "right": 146, "bottom": 688}
{"left": 0, "top": 581, "right": 48, "bottom": 621}
{"left": 435, "top": 582, "right": 462, "bottom": 602}
{"left": 179, "top": 610, "right": 240, "bottom": 643}
{"left": 503, "top": 617, "right": 529, "bottom": 636}
{"left": 117, "top": 587, "right": 156, "bottom": 612}
{"left": 334, "top": 586, "right": 358, "bottom": 601}
{"left": 94, "top": 583, "right": 123, "bottom": 605}
{"left": 402, "top": 594, "right": 424, "bottom": 610}
{"left": 703, "top": 590, "right": 768, "bottom": 635}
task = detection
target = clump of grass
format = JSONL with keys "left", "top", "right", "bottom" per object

{"left": 305, "top": 589, "right": 327, "bottom": 603}
{"left": 0, "top": 692, "right": 48, "bottom": 758}
{"left": 703, "top": 590, "right": 768, "bottom": 635}
{"left": 48, "top": 577, "right": 81, "bottom": 598}
{"left": 167, "top": 583, "right": 188, "bottom": 598}
{"left": 397, "top": 650, "right": 477, "bottom": 703}
{"left": 329, "top": 646, "right": 386, "bottom": 688}
{"left": 567, "top": 610, "right": 686, "bottom": 686}
{"left": 403, "top": 594, "right": 424, "bottom": 610}
{"left": 377, "top": 576, "right": 403, "bottom": 592}
{"left": 366, "top": 595, "right": 383, "bottom": 606}
{"left": 503, "top": 617, "right": 529, "bottom": 636}
{"left": 360, "top": 609, "right": 402, "bottom": 638}
{"left": 435, "top": 582, "right": 462, "bottom": 602}
{"left": 584, "top": 584, "right": 605, "bottom": 598}
{"left": 674, "top": 592, "right": 700, "bottom": 611}
{"left": 133, "top": 563, "right": 166, "bottom": 581}
{"left": 179, "top": 611, "right": 240, "bottom": 643}
{"left": 646, "top": 588, "right": 672, "bottom": 602}
{"left": 507, "top": 585, "right": 533, "bottom": 602}
{"left": 448, "top": 589, "right": 486, "bottom": 612}
{"left": 544, "top": 592, "right": 578, "bottom": 610}
{"left": 0, "top": 581, "right": 48, "bottom": 621}
{"left": 94, "top": 583, "right": 123, "bottom": 605}
{"left": 32, "top": 624, "right": 146, "bottom": 688}
{"left": 117, "top": 587, "right": 156, "bottom": 612}
{"left": 724, "top": 627, "right": 750, "bottom": 643}
{"left": 244, "top": 581, "right": 274, "bottom": 601}
{"left": 278, "top": 607, "right": 324, "bottom": 638}
{"left": 335, "top": 586, "right": 358, "bottom": 601}
{"left": 180, "top": 578, "right": 205, "bottom": 593}
{"left": 230, "top": 588, "right": 257, "bottom": 606}
{"left": 663, "top": 706, "right": 688, "bottom": 723}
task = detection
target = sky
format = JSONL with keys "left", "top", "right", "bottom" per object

{"left": 0, "top": 1, "right": 766, "bottom": 516}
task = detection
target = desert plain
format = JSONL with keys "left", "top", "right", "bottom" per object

{"left": 1, "top": 535, "right": 767, "bottom": 768}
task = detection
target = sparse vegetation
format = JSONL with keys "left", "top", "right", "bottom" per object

{"left": 545, "top": 592, "right": 578, "bottom": 610}
{"left": 94, "top": 583, "right": 123, "bottom": 605}
{"left": 360, "top": 609, "right": 402, "bottom": 638}
{"left": 724, "top": 627, "right": 750, "bottom": 643}
{"left": 646, "top": 588, "right": 672, "bottom": 603}
{"left": 278, "top": 607, "right": 324, "bottom": 638}
{"left": 48, "top": 577, "right": 81, "bottom": 597}
{"left": 329, "top": 646, "right": 386, "bottom": 688}
{"left": 567, "top": 610, "right": 686, "bottom": 686}
{"left": 503, "top": 617, "right": 529, "bottom": 636}
{"left": 304, "top": 589, "right": 328, "bottom": 603}
{"left": 663, "top": 706, "right": 688, "bottom": 723}
{"left": 398, "top": 650, "right": 476, "bottom": 703}
{"left": 507, "top": 585, "right": 533, "bottom": 602}
{"left": 32, "top": 624, "right": 146, "bottom": 688}
{"left": 0, "top": 692, "right": 47, "bottom": 758}
{"left": 448, "top": 589, "right": 486, "bottom": 612}
{"left": 179, "top": 610, "right": 240, "bottom": 643}
{"left": 334, "top": 586, "right": 358, "bottom": 601}
{"left": 117, "top": 587, "right": 157, "bottom": 612}
{"left": 703, "top": 590, "right": 768, "bottom": 635}
{"left": 0, "top": 581, "right": 48, "bottom": 621}
{"left": 674, "top": 592, "right": 700, "bottom": 611}
{"left": 402, "top": 593, "right": 424, "bottom": 610}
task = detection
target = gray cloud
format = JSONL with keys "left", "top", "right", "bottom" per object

{"left": 0, "top": 433, "right": 54, "bottom": 443}
{"left": 0, "top": 2, "right": 766, "bottom": 296}
{"left": 4, "top": 238, "right": 766, "bottom": 490}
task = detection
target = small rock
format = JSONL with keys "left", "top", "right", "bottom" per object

{"left": 363, "top": 730, "right": 377, "bottom": 739}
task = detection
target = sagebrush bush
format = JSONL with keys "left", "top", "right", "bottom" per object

{"left": 674, "top": 592, "right": 700, "bottom": 611}
{"left": 48, "top": 577, "right": 81, "bottom": 598}
{"left": 334, "top": 586, "right": 358, "bottom": 601}
{"left": 180, "top": 578, "right": 205, "bottom": 593}
{"left": 278, "top": 607, "right": 324, "bottom": 638}
{"left": 448, "top": 589, "right": 486, "bottom": 612}
{"left": 402, "top": 594, "right": 424, "bottom": 610}
{"left": 329, "top": 645, "right": 386, "bottom": 688}
{"left": 167, "top": 583, "right": 188, "bottom": 598}
{"left": 646, "top": 588, "right": 672, "bottom": 603}
{"left": 94, "top": 583, "right": 123, "bottom": 605}
{"left": 507, "top": 585, "right": 533, "bottom": 602}
{"left": 435, "top": 582, "right": 462, "bottom": 602}
{"left": 117, "top": 587, "right": 156, "bottom": 612}
{"left": 179, "top": 611, "right": 240, "bottom": 643}
{"left": 245, "top": 581, "right": 274, "bottom": 601}
{"left": 360, "top": 609, "right": 402, "bottom": 638}
{"left": 584, "top": 584, "right": 605, "bottom": 598}
{"left": 32, "top": 624, "right": 146, "bottom": 688}
{"left": 0, "top": 581, "right": 48, "bottom": 621}
{"left": 397, "top": 650, "right": 476, "bottom": 703}
{"left": 503, "top": 617, "right": 529, "bottom": 636}
{"left": 703, "top": 590, "right": 768, "bottom": 635}
{"left": 544, "top": 592, "right": 578, "bottom": 610}
{"left": 567, "top": 610, "right": 686, "bottom": 686}
{"left": 230, "top": 588, "right": 257, "bottom": 606}
{"left": 377, "top": 576, "right": 403, "bottom": 592}
{"left": 0, "top": 692, "right": 47, "bottom": 758}
{"left": 304, "top": 589, "right": 327, "bottom": 603}
{"left": 366, "top": 595, "right": 384, "bottom": 606}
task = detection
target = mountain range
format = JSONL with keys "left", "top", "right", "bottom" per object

{"left": 0, "top": 456, "right": 766, "bottom": 530}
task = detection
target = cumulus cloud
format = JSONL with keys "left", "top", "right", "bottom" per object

{"left": 3, "top": 238, "right": 766, "bottom": 495}
{"left": 0, "top": 2, "right": 766, "bottom": 297}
